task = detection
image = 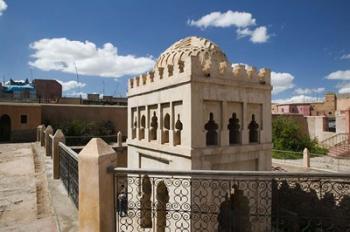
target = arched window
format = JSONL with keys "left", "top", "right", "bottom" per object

{"left": 205, "top": 113, "right": 218, "bottom": 146}
{"left": 162, "top": 113, "right": 170, "bottom": 143}
{"left": 248, "top": 114, "right": 259, "bottom": 143}
{"left": 150, "top": 112, "right": 158, "bottom": 140}
{"left": 139, "top": 115, "right": 145, "bottom": 140}
{"left": 174, "top": 114, "right": 183, "bottom": 145}
{"left": 140, "top": 175, "right": 152, "bottom": 228}
{"left": 156, "top": 181, "right": 169, "bottom": 232}
{"left": 227, "top": 113, "right": 240, "bottom": 145}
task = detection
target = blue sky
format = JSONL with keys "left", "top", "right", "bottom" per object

{"left": 0, "top": 0, "right": 349, "bottom": 102}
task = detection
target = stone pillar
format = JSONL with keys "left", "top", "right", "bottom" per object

{"left": 157, "top": 104, "right": 162, "bottom": 144}
{"left": 303, "top": 148, "right": 310, "bottom": 168}
{"left": 45, "top": 125, "right": 53, "bottom": 156}
{"left": 169, "top": 102, "right": 175, "bottom": 146}
{"left": 79, "top": 138, "right": 117, "bottom": 232}
{"left": 52, "top": 129, "right": 65, "bottom": 179}
{"left": 117, "top": 131, "right": 122, "bottom": 147}
{"left": 220, "top": 101, "right": 229, "bottom": 146}
{"left": 242, "top": 102, "right": 249, "bottom": 144}
{"left": 40, "top": 125, "right": 46, "bottom": 147}
{"left": 36, "top": 125, "right": 43, "bottom": 142}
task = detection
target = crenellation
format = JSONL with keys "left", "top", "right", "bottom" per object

{"left": 247, "top": 66, "right": 257, "bottom": 80}
{"left": 258, "top": 68, "right": 271, "bottom": 84}
{"left": 127, "top": 37, "right": 272, "bottom": 92}
{"left": 135, "top": 76, "right": 140, "bottom": 86}
{"left": 232, "top": 64, "right": 246, "bottom": 79}
{"left": 142, "top": 74, "right": 147, "bottom": 85}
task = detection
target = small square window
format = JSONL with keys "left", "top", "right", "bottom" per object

{"left": 20, "top": 115, "right": 27, "bottom": 124}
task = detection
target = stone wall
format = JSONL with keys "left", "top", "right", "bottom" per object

{"left": 0, "top": 102, "right": 127, "bottom": 142}
{"left": 41, "top": 104, "right": 127, "bottom": 136}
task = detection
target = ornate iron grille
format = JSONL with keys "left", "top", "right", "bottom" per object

{"left": 59, "top": 142, "right": 79, "bottom": 208}
{"left": 112, "top": 169, "right": 350, "bottom": 232}
{"left": 47, "top": 135, "right": 53, "bottom": 157}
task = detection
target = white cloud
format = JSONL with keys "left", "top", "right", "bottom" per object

{"left": 29, "top": 38, "right": 155, "bottom": 78}
{"left": 271, "top": 72, "right": 295, "bottom": 95}
{"left": 188, "top": 10, "right": 270, "bottom": 44}
{"left": 57, "top": 80, "right": 86, "bottom": 91}
{"left": 237, "top": 26, "right": 270, "bottom": 43}
{"left": 294, "top": 87, "right": 325, "bottom": 95}
{"left": 326, "top": 70, "right": 350, "bottom": 80}
{"left": 340, "top": 54, "right": 350, "bottom": 60}
{"left": 250, "top": 26, "right": 270, "bottom": 43}
{"left": 64, "top": 91, "right": 87, "bottom": 99}
{"left": 273, "top": 95, "right": 323, "bottom": 104}
{"left": 339, "top": 86, "right": 350, "bottom": 94}
{"left": 0, "top": 0, "right": 7, "bottom": 16}
{"left": 188, "top": 10, "right": 256, "bottom": 28}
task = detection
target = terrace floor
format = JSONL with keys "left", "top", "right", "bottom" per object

{"left": 0, "top": 143, "right": 78, "bottom": 232}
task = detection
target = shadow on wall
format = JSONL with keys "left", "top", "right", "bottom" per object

{"left": 272, "top": 180, "right": 350, "bottom": 231}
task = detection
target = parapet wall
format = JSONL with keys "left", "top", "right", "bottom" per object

{"left": 128, "top": 56, "right": 271, "bottom": 96}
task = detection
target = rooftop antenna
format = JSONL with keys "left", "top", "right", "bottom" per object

{"left": 74, "top": 62, "right": 82, "bottom": 101}
{"left": 102, "top": 80, "right": 105, "bottom": 96}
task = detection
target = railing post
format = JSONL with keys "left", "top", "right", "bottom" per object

{"left": 79, "top": 138, "right": 117, "bottom": 232}
{"left": 303, "top": 147, "right": 310, "bottom": 168}
{"left": 52, "top": 130, "right": 65, "bottom": 179}
{"left": 117, "top": 131, "right": 122, "bottom": 147}
{"left": 45, "top": 125, "right": 53, "bottom": 156}
{"left": 36, "top": 125, "right": 43, "bottom": 142}
{"left": 40, "top": 125, "right": 46, "bottom": 147}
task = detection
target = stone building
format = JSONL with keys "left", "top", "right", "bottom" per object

{"left": 310, "top": 93, "right": 336, "bottom": 116}
{"left": 127, "top": 36, "right": 272, "bottom": 172}
{"left": 32, "top": 79, "right": 62, "bottom": 102}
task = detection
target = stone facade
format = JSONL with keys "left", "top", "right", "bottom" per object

{"left": 127, "top": 36, "right": 272, "bottom": 172}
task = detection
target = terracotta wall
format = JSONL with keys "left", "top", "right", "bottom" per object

{"left": 0, "top": 103, "right": 42, "bottom": 141}
{"left": 0, "top": 103, "right": 128, "bottom": 142}
{"left": 41, "top": 104, "right": 127, "bottom": 136}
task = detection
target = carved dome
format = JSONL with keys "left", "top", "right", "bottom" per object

{"left": 155, "top": 36, "right": 229, "bottom": 68}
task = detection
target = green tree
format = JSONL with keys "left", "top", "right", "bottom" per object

{"left": 272, "top": 117, "right": 326, "bottom": 154}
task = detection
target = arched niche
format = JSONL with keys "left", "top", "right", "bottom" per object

{"left": 248, "top": 114, "right": 259, "bottom": 143}
{"left": 132, "top": 117, "right": 137, "bottom": 139}
{"left": 150, "top": 112, "right": 158, "bottom": 141}
{"left": 139, "top": 115, "right": 146, "bottom": 140}
{"left": 205, "top": 112, "right": 218, "bottom": 146}
{"left": 174, "top": 114, "right": 183, "bottom": 145}
{"left": 227, "top": 113, "right": 240, "bottom": 145}
{"left": 162, "top": 113, "right": 170, "bottom": 143}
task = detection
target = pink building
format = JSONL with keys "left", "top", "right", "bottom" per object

{"left": 275, "top": 103, "right": 311, "bottom": 116}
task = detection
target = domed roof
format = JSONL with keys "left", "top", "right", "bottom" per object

{"left": 155, "top": 36, "right": 229, "bottom": 68}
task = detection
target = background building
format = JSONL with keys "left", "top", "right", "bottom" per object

{"left": 32, "top": 79, "right": 62, "bottom": 102}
